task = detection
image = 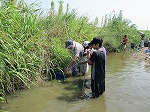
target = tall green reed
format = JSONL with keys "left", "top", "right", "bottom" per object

{"left": 0, "top": 1, "right": 42, "bottom": 98}
{"left": 1, "top": 0, "right": 148, "bottom": 100}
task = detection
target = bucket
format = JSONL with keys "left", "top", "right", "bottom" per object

{"left": 145, "top": 49, "right": 149, "bottom": 53}
{"left": 55, "top": 71, "right": 65, "bottom": 80}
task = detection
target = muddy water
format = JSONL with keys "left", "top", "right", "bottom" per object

{"left": 1, "top": 52, "right": 150, "bottom": 112}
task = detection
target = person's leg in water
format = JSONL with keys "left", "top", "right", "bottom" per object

{"left": 81, "top": 67, "right": 86, "bottom": 76}
{"left": 91, "top": 79, "right": 99, "bottom": 98}
{"left": 99, "top": 80, "right": 105, "bottom": 95}
{"left": 72, "top": 63, "right": 78, "bottom": 77}
{"left": 123, "top": 44, "right": 128, "bottom": 51}
{"left": 80, "top": 64, "right": 86, "bottom": 92}
{"left": 81, "top": 64, "right": 89, "bottom": 91}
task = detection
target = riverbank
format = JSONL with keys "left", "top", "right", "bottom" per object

{"left": 130, "top": 47, "right": 150, "bottom": 67}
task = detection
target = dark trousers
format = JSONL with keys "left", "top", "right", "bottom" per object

{"left": 72, "top": 63, "right": 78, "bottom": 76}
{"left": 91, "top": 79, "right": 105, "bottom": 98}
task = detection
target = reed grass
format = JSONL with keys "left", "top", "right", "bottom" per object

{"left": 1, "top": 0, "right": 150, "bottom": 102}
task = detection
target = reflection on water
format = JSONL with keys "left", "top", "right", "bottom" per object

{"left": 1, "top": 52, "right": 150, "bottom": 112}
{"left": 106, "top": 52, "right": 150, "bottom": 112}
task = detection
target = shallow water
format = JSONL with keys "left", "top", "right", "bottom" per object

{"left": 1, "top": 52, "right": 150, "bottom": 112}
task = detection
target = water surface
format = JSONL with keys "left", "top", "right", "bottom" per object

{"left": 1, "top": 52, "right": 150, "bottom": 112}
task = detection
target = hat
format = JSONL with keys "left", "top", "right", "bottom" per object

{"left": 65, "top": 39, "right": 73, "bottom": 48}
{"left": 83, "top": 41, "right": 90, "bottom": 48}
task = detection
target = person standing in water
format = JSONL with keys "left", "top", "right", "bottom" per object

{"left": 78, "top": 41, "right": 90, "bottom": 76}
{"left": 87, "top": 37, "right": 106, "bottom": 98}
{"left": 122, "top": 35, "right": 128, "bottom": 51}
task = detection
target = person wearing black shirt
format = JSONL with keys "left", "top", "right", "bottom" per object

{"left": 87, "top": 37, "right": 106, "bottom": 98}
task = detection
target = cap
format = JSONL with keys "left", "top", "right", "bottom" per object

{"left": 65, "top": 39, "right": 73, "bottom": 48}
{"left": 83, "top": 41, "right": 90, "bottom": 48}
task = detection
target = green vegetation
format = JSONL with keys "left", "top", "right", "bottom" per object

{"left": 0, "top": 0, "right": 150, "bottom": 102}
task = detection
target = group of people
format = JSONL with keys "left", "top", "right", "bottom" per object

{"left": 64, "top": 37, "right": 106, "bottom": 98}
{"left": 121, "top": 33, "right": 148, "bottom": 51}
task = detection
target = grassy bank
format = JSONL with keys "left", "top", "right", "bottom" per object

{"left": 0, "top": 0, "right": 150, "bottom": 102}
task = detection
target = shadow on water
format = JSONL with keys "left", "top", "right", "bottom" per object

{"left": 1, "top": 51, "right": 150, "bottom": 112}
{"left": 56, "top": 77, "right": 90, "bottom": 102}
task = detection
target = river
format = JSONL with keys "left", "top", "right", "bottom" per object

{"left": 1, "top": 52, "right": 150, "bottom": 112}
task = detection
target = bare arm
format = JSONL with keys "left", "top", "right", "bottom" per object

{"left": 88, "top": 60, "right": 93, "bottom": 65}
{"left": 67, "top": 55, "right": 78, "bottom": 69}
{"left": 87, "top": 48, "right": 93, "bottom": 65}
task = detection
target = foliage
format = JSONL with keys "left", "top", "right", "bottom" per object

{"left": 97, "top": 10, "right": 142, "bottom": 51}
{"left": 50, "top": 38, "right": 72, "bottom": 69}
{"left": 1, "top": 0, "right": 150, "bottom": 100}
{"left": 0, "top": 0, "right": 42, "bottom": 97}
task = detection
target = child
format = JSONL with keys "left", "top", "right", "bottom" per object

{"left": 78, "top": 41, "right": 90, "bottom": 76}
